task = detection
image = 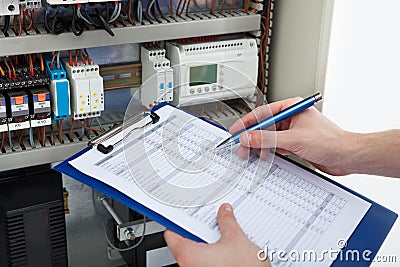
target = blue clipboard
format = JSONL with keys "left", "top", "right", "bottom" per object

{"left": 54, "top": 103, "right": 397, "bottom": 266}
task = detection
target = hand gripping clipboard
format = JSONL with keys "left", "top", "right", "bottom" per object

{"left": 55, "top": 102, "right": 397, "bottom": 266}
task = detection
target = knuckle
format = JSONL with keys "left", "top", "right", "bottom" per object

{"left": 224, "top": 226, "right": 241, "bottom": 240}
{"left": 221, "top": 211, "right": 234, "bottom": 222}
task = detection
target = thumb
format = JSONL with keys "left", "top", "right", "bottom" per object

{"left": 217, "top": 203, "right": 245, "bottom": 240}
{"left": 239, "top": 130, "right": 293, "bottom": 150}
{"left": 164, "top": 229, "right": 205, "bottom": 262}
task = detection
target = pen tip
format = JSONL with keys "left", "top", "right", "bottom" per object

{"left": 215, "top": 138, "right": 233, "bottom": 150}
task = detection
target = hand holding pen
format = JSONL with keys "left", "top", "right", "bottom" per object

{"left": 217, "top": 93, "right": 323, "bottom": 148}
{"left": 226, "top": 94, "right": 354, "bottom": 176}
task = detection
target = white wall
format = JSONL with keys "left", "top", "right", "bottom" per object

{"left": 323, "top": 0, "right": 400, "bottom": 265}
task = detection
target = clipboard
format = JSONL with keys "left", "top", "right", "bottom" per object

{"left": 54, "top": 103, "right": 397, "bottom": 266}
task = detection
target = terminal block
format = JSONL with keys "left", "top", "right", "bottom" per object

{"left": 26, "top": 88, "right": 52, "bottom": 128}
{"left": 46, "top": 61, "right": 70, "bottom": 120}
{"left": 84, "top": 63, "right": 104, "bottom": 117}
{"left": 63, "top": 60, "right": 104, "bottom": 119}
{"left": 141, "top": 47, "right": 174, "bottom": 108}
{"left": 0, "top": 93, "right": 8, "bottom": 133}
{"left": 0, "top": 60, "right": 49, "bottom": 90}
{"left": 20, "top": 0, "right": 41, "bottom": 10}
{"left": 3, "top": 90, "right": 30, "bottom": 131}
{"left": 0, "top": 0, "right": 20, "bottom": 16}
{"left": 63, "top": 61, "right": 90, "bottom": 119}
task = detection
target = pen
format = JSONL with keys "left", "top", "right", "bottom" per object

{"left": 215, "top": 93, "right": 323, "bottom": 149}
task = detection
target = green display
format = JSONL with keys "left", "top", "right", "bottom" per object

{"left": 189, "top": 64, "right": 217, "bottom": 86}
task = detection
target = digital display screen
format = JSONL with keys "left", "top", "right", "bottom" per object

{"left": 189, "top": 65, "right": 217, "bottom": 86}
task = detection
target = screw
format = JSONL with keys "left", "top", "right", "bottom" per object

{"left": 124, "top": 228, "right": 135, "bottom": 241}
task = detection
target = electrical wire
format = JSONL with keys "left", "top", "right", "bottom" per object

{"left": 1, "top": 132, "right": 5, "bottom": 151}
{"left": 126, "top": 0, "right": 135, "bottom": 25}
{"left": 36, "top": 127, "right": 43, "bottom": 146}
{"left": 23, "top": 10, "right": 34, "bottom": 31}
{"left": 51, "top": 10, "right": 66, "bottom": 34}
{"left": 50, "top": 52, "right": 57, "bottom": 70}
{"left": 169, "top": 0, "right": 174, "bottom": 19}
{"left": 44, "top": 9, "right": 66, "bottom": 34}
{"left": 50, "top": 122, "right": 55, "bottom": 145}
{"left": 44, "top": 9, "right": 51, "bottom": 32}
{"left": 244, "top": 0, "right": 249, "bottom": 14}
{"left": 37, "top": 126, "right": 46, "bottom": 147}
{"left": 148, "top": 0, "right": 160, "bottom": 22}
{"left": 58, "top": 120, "right": 63, "bottom": 143}
{"left": 56, "top": 52, "right": 60, "bottom": 69}
{"left": 155, "top": 0, "right": 166, "bottom": 21}
{"left": 209, "top": 0, "right": 217, "bottom": 15}
{"left": 4, "top": 57, "right": 11, "bottom": 79}
{"left": 0, "top": 66, "right": 5, "bottom": 77}
{"left": 86, "top": 118, "right": 91, "bottom": 137}
{"left": 92, "top": 189, "right": 147, "bottom": 252}
{"left": 79, "top": 49, "right": 86, "bottom": 65}
{"left": 0, "top": 132, "right": 6, "bottom": 151}
{"left": 7, "top": 130, "right": 14, "bottom": 151}
{"left": 30, "top": 10, "right": 38, "bottom": 32}
{"left": 74, "top": 49, "right": 79, "bottom": 66}
{"left": 145, "top": 0, "right": 153, "bottom": 20}
{"left": 72, "top": 119, "right": 104, "bottom": 134}
{"left": 72, "top": 5, "right": 84, "bottom": 36}
{"left": 2, "top": 15, "right": 10, "bottom": 36}
{"left": 28, "top": 55, "right": 34, "bottom": 76}
{"left": 69, "top": 120, "right": 75, "bottom": 141}
{"left": 108, "top": 3, "right": 122, "bottom": 23}
{"left": 175, "top": 0, "right": 183, "bottom": 17}
{"left": 219, "top": 0, "right": 227, "bottom": 14}
{"left": 9, "top": 58, "right": 16, "bottom": 78}
{"left": 94, "top": 117, "right": 106, "bottom": 131}
{"left": 137, "top": 0, "right": 143, "bottom": 24}
{"left": 18, "top": 130, "right": 24, "bottom": 145}
{"left": 83, "top": 48, "right": 92, "bottom": 65}
{"left": 42, "top": 126, "right": 46, "bottom": 146}
{"left": 77, "top": 5, "right": 93, "bottom": 25}
{"left": 13, "top": 10, "right": 23, "bottom": 36}
{"left": 227, "top": 0, "right": 236, "bottom": 14}
{"left": 185, "top": 0, "right": 191, "bottom": 16}
{"left": 39, "top": 53, "right": 45, "bottom": 71}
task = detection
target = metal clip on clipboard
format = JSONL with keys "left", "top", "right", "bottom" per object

{"left": 88, "top": 111, "right": 160, "bottom": 154}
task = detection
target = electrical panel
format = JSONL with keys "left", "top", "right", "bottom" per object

{"left": 0, "top": 0, "right": 281, "bottom": 264}
{"left": 141, "top": 47, "right": 174, "bottom": 108}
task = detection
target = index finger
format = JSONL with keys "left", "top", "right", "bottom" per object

{"left": 229, "top": 97, "right": 302, "bottom": 134}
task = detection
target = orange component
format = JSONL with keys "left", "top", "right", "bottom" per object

{"left": 14, "top": 96, "right": 24, "bottom": 105}
{"left": 37, "top": 93, "right": 47, "bottom": 102}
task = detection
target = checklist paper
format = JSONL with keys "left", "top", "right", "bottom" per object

{"left": 70, "top": 105, "right": 371, "bottom": 266}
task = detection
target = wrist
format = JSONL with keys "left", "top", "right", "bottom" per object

{"left": 338, "top": 131, "right": 394, "bottom": 176}
{"left": 336, "top": 131, "right": 364, "bottom": 175}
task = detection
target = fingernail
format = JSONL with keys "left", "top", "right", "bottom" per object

{"left": 224, "top": 203, "right": 233, "bottom": 213}
{"left": 240, "top": 133, "right": 252, "bottom": 146}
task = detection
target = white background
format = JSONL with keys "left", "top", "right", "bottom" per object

{"left": 323, "top": 0, "right": 400, "bottom": 266}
